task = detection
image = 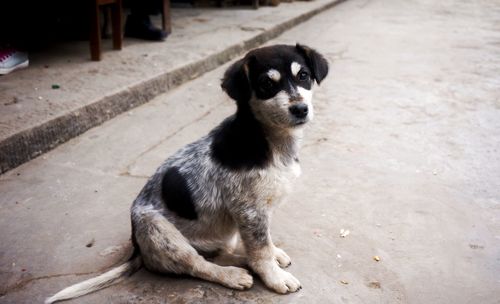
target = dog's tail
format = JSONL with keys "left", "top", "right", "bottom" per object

{"left": 44, "top": 253, "right": 142, "bottom": 304}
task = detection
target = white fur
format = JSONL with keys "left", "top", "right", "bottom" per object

{"left": 252, "top": 259, "right": 301, "bottom": 294}
{"left": 250, "top": 86, "right": 314, "bottom": 129}
{"left": 298, "top": 86, "right": 314, "bottom": 121}
{"left": 45, "top": 256, "right": 142, "bottom": 304}
{"left": 273, "top": 246, "right": 292, "bottom": 267}
{"left": 290, "top": 160, "right": 302, "bottom": 178}
{"left": 249, "top": 91, "right": 291, "bottom": 128}
{"left": 291, "top": 62, "right": 301, "bottom": 76}
{"left": 267, "top": 69, "right": 281, "bottom": 82}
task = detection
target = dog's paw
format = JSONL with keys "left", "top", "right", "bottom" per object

{"left": 220, "top": 266, "right": 254, "bottom": 290}
{"left": 261, "top": 267, "right": 302, "bottom": 294}
{"left": 273, "top": 247, "right": 292, "bottom": 268}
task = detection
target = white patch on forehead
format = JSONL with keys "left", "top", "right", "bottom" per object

{"left": 267, "top": 69, "right": 281, "bottom": 82}
{"left": 291, "top": 62, "right": 301, "bottom": 76}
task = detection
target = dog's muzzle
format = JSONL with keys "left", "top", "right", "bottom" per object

{"left": 289, "top": 103, "right": 309, "bottom": 119}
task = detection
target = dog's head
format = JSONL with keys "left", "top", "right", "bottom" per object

{"left": 221, "top": 44, "right": 328, "bottom": 129}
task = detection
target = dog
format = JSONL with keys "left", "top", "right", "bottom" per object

{"left": 45, "top": 43, "right": 328, "bottom": 303}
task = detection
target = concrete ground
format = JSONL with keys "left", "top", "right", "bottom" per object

{"left": 1, "top": 0, "right": 500, "bottom": 303}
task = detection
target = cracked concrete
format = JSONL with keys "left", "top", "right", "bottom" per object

{"left": 1, "top": 0, "right": 500, "bottom": 303}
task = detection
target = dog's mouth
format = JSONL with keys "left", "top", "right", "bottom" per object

{"left": 292, "top": 119, "right": 308, "bottom": 127}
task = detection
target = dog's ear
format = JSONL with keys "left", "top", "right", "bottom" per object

{"left": 221, "top": 58, "right": 251, "bottom": 103}
{"left": 296, "top": 43, "right": 329, "bottom": 85}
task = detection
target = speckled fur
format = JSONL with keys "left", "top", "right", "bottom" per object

{"left": 130, "top": 121, "right": 304, "bottom": 291}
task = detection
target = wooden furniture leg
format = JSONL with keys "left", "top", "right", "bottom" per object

{"left": 90, "top": 1, "right": 102, "bottom": 61}
{"left": 162, "top": 0, "right": 172, "bottom": 34}
{"left": 90, "top": 0, "right": 123, "bottom": 61}
{"left": 111, "top": 0, "right": 123, "bottom": 50}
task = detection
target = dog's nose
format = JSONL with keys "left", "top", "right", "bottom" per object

{"left": 289, "top": 104, "right": 309, "bottom": 119}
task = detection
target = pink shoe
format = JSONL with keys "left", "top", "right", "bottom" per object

{"left": 0, "top": 48, "right": 29, "bottom": 75}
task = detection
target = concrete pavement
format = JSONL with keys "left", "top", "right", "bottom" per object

{"left": 1, "top": 0, "right": 500, "bottom": 303}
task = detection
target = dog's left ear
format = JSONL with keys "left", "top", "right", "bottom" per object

{"left": 296, "top": 43, "right": 329, "bottom": 85}
{"left": 221, "top": 58, "right": 251, "bottom": 104}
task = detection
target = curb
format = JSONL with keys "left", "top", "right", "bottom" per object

{"left": 0, "top": 0, "right": 346, "bottom": 174}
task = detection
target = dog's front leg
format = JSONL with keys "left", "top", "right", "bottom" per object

{"left": 233, "top": 206, "right": 301, "bottom": 294}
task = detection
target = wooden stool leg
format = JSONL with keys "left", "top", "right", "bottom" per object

{"left": 162, "top": 0, "right": 172, "bottom": 34}
{"left": 111, "top": 0, "right": 122, "bottom": 50}
{"left": 90, "top": 1, "right": 102, "bottom": 61}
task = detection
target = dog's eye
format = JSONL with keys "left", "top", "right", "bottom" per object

{"left": 260, "top": 78, "right": 274, "bottom": 90}
{"left": 298, "top": 71, "right": 309, "bottom": 81}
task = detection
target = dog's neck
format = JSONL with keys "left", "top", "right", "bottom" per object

{"left": 238, "top": 106, "right": 302, "bottom": 165}
{"left": 213, "top": 107, "right": 301, "bottom": 169}
{"left": 263, "top": 126, "right": 302, "bottom": 166}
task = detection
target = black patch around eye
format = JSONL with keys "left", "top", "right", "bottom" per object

{"left": 161, "top": 167, "right": 198, "bottom": 220}
{"left": 260, "top": 77, "right": 274, "bottom": 90}
{"left": 254, "top": 76, "right": 280, "bottom": 100}
{"left": 298, "top": 70, "right": 310, "bottom": 81}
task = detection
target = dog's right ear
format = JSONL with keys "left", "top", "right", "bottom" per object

{"left": 296, "top": 43, "right": 329, "bottom": 85}
{"left": 221, "top": 58, "right": 251, "bottom": 103}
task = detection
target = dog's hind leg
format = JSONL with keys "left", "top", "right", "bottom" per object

{"left": 133, "top": 211, "right": 253, "bottom": 290}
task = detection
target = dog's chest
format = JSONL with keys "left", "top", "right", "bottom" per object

{"left": 255, "top": 159, "right": 301, "bottom": 206}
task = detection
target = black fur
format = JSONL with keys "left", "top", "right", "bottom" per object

{"left": 296, "top": 43, "right": 329, "bottom": 84}
{"left": 210, "top": 109, "right": 271, "bottom": 170}
{"left": 161, "top": 167, "right": 198, "bottom": 219}
{"left": 221, "top": 58, "right": 252, "bottom": 108}
{"left": 214, "top": 44, "right": 328, "bottom": 170}
{"left": 130, "top": 221, "right": 141, "bottom": 256}
{"left": 246, "top": 45, "right": 314, "bottom": 99}
{"left": 222, "top": 45, "right": 320, "bottom": 104}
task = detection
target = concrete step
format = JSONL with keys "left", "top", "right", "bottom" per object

{"left": 0, "top": 0, "right": 345, "bottom": 174}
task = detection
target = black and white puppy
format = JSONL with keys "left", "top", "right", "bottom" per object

{"left": 46, "top": 43, "right": 328, "bottom": 303}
